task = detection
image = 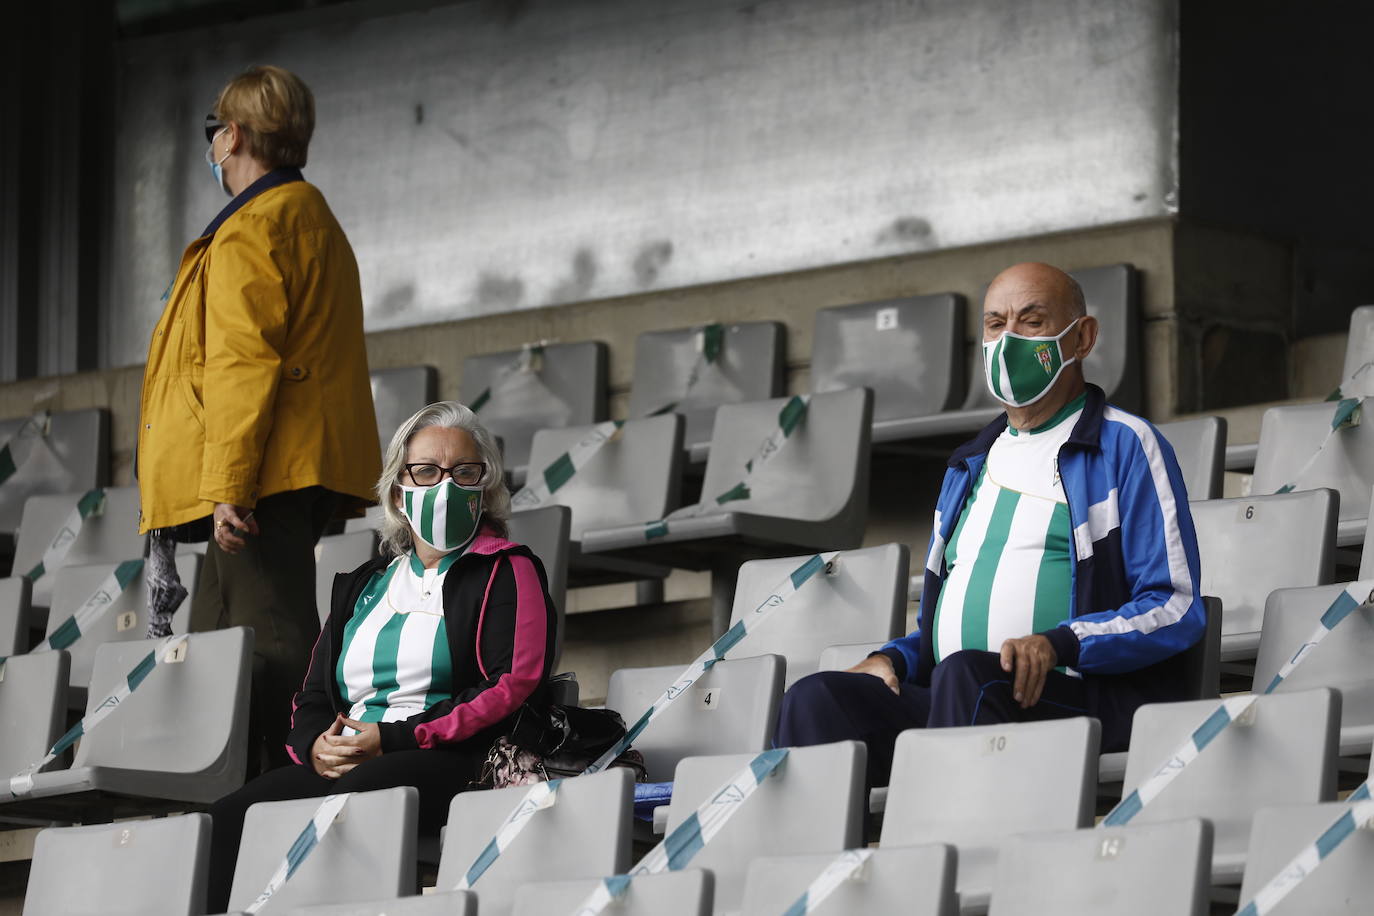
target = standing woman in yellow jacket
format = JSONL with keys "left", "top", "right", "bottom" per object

{"left": 138, "top": 65, "right": 381, "bottom": 771}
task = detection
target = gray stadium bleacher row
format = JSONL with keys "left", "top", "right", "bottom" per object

{"left": 5, "top": 286, "right": 1374, "bottom": 915}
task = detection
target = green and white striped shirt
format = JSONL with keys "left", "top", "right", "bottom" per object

{"left": 933, "top": 394, "right": 1084, "bottom": 665}
{"left": 337, "top": 552, "right": 456, "bottom": 729}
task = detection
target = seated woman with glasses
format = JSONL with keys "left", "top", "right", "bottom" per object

{"left": 205, "top": 401, "right": 557, "bottom": 910}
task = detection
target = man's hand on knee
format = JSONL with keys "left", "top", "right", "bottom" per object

{"left": 847, "top": 653, "right": 901, "bottom": 696}
{"left": 998, "top": 635, "right": 1057, "bottom": 709}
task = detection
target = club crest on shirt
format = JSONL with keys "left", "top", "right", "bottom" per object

{"left": 1034, "top": 343, "right": 1055, "bottom": 374}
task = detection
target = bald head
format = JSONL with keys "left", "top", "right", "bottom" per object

{"left": 982, "top": 262, "right": 1088, "bottom": 343}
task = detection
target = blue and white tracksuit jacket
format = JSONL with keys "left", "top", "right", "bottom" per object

{"left": 880, "top": 384, "right": 1206, "bottom": 750}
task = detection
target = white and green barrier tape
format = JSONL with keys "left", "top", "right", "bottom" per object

{"left": 243, "top": 792, "right": 352, "bottom": 914}
{"left": 1103, "top": 582, "right": 1374, "bottom": 827}
{"left": 25, "top": 487, "right": 106, "bottom": 582}
{"left": 4, "top": 633, "right": 189, "bottom": 798}
{"left": 0, "top": 410, "right": 50, "bottom": 488}
{"left": 1273, "top": 398, "right": 1362, "bottom": 496}
{"left": 780, "top": 848, "right": 874, "bottom": 916}
{"left": 1233, "top": 779, "right": 1374, "bottom": 916}
{"left": 469, "top": 343, "right": 545, "bottom": 414}
{"left": 451, "top": 778, "right": 562, "bottom": 890}
{"left": 510, "top": 420, "right": 625, "bottom": 512}
{"left": 645, "top": 323, "right": 725, "bottom": 418}
{"left": 29, "top": 559, "right": 144, "bottom": 654}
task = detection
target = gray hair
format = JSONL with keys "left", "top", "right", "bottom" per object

{"left": 376, "top": 400, "right": 510, "bottom": 557}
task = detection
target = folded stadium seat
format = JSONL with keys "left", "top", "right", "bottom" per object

{"left": 0, "top": 575, "right": 30, "bottom": 655}
{"left": 461, "top": 340, "right": 608, "bottom": 486}
{"left": 8, "top": 484, "right": 143, "bottom": 609}
{"left": 512, "top": 870, "right": 713, "bottom": 916}
{"left": 810, "top": 293, "right": 966, "bottom": 444}
{"left": 1191, "top": 490, "right": 1337, "bottom": 662}
{"left": 1155, "top": 416, "right": 1227, "bottom": 500}
{"left": 0, "top": 627, "right": 253, "bottom": 821}
{"left": 987, "top": 818, "right": 1211, "bottom": 916}
{"left": 1238, "top": 801, "right": 1374, "bottom": 915}
{"left": 817, "top": 640, "right": 886, "bottom": 672}
{"left": 1255, "top": 583, "right": 1374, "bottom": 758}
{"left": 369, "top": 365, "right": 437, "bottom": 451}
{"left": 1362, "top": 490, "right": 1374, "bottom": 578}
{"left": 727, "top": 544, "right": 908, "bottom": 688}
{"left": 23, "top": 813, "right": 211, "bottom": 916}
{"left": 435, "top": 767, "right": 633, "bottom": 916}
{"left": 505, "top": 503, "right": 571, "bottom": 668}
{"left": 223, "top": 787, "right": 418, "bottom": 914}
{"left": 741, "top": 844, "right": 957, "bottom": 916}
{"left": 604, "top": 653, "right": 785, "bottom": 782}
{"left": 0, "top": 407, "right": 109, "bottom": 547}
{"left": 1117, "top": 688, "right": 1339, "bottom": 884}
{"left": 313, "top": 530, "right": 379, "bottom": 626}
{"left": 580, "top": 387, "right": 873, "bottom": 634}
{"left": 47, "top": 553, "right": 201, "bottom": 705}
{"left": 880, "top": 717, "right": 1100, "bottom": 912}
{"left": 281, "top": 895, "right": 475, "bottom": 916}
{"left": 520, "top": 414, "right": 682, "bottom": 591}
{"left": 1249, "top": 400, "right": 1374, "bottom": 547}
{"left": 0, "top": 650, "right": 68, "bottom": 779}
{"left": 662, "top": 741, "right": 865, "bottom": 914}
{"left": 627, "top": 321, "right": 785, "bottom": 464}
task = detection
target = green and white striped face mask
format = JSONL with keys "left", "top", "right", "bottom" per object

{"left": 982, "top": 317, "right": 1081, "bottom": 408}
{"left": 399, "top": 479, "right": 484, "bottom": 553}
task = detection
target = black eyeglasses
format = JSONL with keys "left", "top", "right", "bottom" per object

{"left": 403, "top": 462, "right": 488, "bottom": 488}
{"left": 204, "top": 113, "right": 225, "bottom": 144}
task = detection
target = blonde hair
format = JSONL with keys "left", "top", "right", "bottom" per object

{"left": 214, "top": 65, "right": 315, "bottom": 169}
{"left": 376, "top": 401, "right": 510, "bottom": 557}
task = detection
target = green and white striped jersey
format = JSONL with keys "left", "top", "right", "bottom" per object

{"left": 932, "top": 395, "right": 1084, "bottom": 665}
{"left": 336, "top": 552, "right": 456, "bottom": 729}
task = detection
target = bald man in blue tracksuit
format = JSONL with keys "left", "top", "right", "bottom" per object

{"left": 776, "top": 263, "right": 1205, "bottom": 786}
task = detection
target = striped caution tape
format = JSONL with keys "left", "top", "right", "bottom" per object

{"left": 451, "top": 778, "right": 562, "bottom": 890}
{"left": 1261, "top": 580, "right": 1374, "bottom": 694}
{"left": 1273, "top": 398, "right": 1361, "bottom": 496}
{"left": 243, "top": 793, "right": 352, "bottom": 914}
{"left": 645, "top": 323, "right": 726, "bottom": 418}
{"left": 5, "top": 633, "right": 189, "bottom": 798}
{"left": 469, "top": 343, "right": 545, "bottom": 414}
{"left": 781, "top": 848, "right": 874, "bottom": 916}
{"left": 25, "top": 487, "right": 106, "bottom": 582}
{"left": 585, "top": 550, "right": 839, "bottom": 775}
{"left": 510, "top": 420, "right": 624, "bottom": 511}
{"left": 0, "top": 410, "right": 50, "bottom": 488}
{"left": 28, "top": 559, "right": 145, "bottom": 654}
{"left": 1233, "top": 780, "right": 1374, "bottom": 916}
{"left": 567, "top": 749, "right": 789, "bottom": 916}
{"left": 641, "top": 394, "right": 810, "bottom": 541}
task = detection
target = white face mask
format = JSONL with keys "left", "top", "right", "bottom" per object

{"left": 398, "top": 479, "right": 484, "bottom": 553}
{"left": 204, "top": 128, "right": 232, "bottom": 197}
{"left": 982, "top": 317, "right": 1081, "bottom": 408}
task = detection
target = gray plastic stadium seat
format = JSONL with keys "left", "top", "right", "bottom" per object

{"left": 523, "top": 415, "right": 682, "bottom": 588}
{"left": 1239, "top": 801, "right": 1374, "bottom": 915}
{"left": 729, "top": 544, "right": 908, "bottom": 687}
{"left": 314, "top": 530, "right": 378, "bottom": 626}
{"left": 881, "top": 717, "right": 1100, "bottom": 910}
{"left": 988, "top": 818, "right": 1211, "bottom": 916}
{"left": 461, "top": 341, "right": 608, "bottom": 482}
{"left": 505, "top": 503, "right": 571, "bottom": 667}
{"left": 0, "top": 575, "right": 30, "bottom": 655}
{"left": 1156, "top": 416, "right": 1226, "bottom": 500}
{"left": 665, "top": 741, "right": 866, "bottom": 914}
{"left": 284, "top": 895, "right": 475, "bottom": 916}
{"left": 0, "top": 650, "right": 68, "bottom": 778}
{"left": 627, "top": 322, "right": 784, "bottom": 463}
{"left": 1191, "top": 490, "right": 1337, "bottom": 660}
{"left": 1362, "top": 490, "right": 1374, "bottom": 579}
{"left": 0, "top": 627, "right": 253, "bottom": 815}
{"left": 370, "top": 365, "right": 437, "bottom": 450}
{"left": 435, "top": 767, "right": 633, "bottom": 916}
{"left": 1341, "top": 305, "right": 1374, "bottom": 382}
{"left": 47, "top": 554, "right": 200, "bottom": 699}
{"left": 11, "top": 485, "right": 143, "bottom": 608}
{"left": 604, "top": 653, "right": 785, "bottom": 782}
{"left": 1119, "top": 688, "right": 1338, "bottom": 882}
{"left": 513, "top": 870, "right": 713, "bottom": 916}
{"left": 810, "top": 293, "right": 966, "bottom": 444}
{"left": 0, "top": 407, "right": 109, "bottom": 541}
{"left": 24, "top": 813, "right": 211, "bottom": 916}
{"left": 818, "top": 641, "right": 886, "bottom": 672}
{"left": 227, "top": 787, "right": 418, "bottom": 913}
{"left": 1250, "top": 399, "right": 1374, "bottom": 546}
{"left": 1256, "top": 583, "right": 1374, "bottom": 756}
{"left": 741, "top": 845, "right": 957, "bottom": 916}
